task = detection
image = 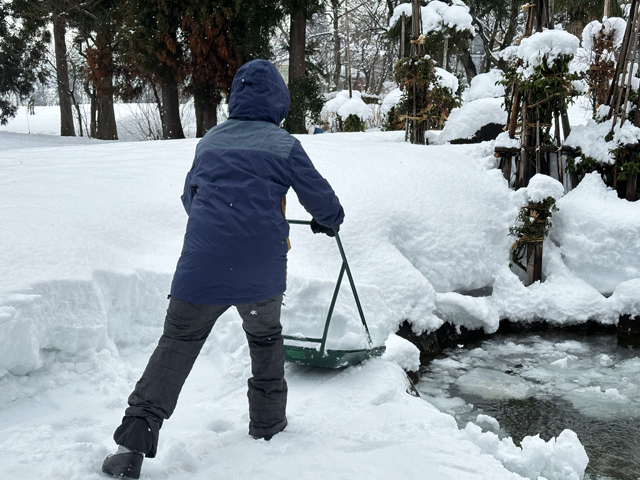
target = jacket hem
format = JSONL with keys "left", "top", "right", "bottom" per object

{"left": 169, "top": 290, "right": 285, "bottom": 306}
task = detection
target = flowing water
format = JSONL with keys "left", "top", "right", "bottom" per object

{"left": 416, "top": 332, "right": 640, "bottom": 480}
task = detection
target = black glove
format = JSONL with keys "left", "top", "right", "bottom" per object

{"left": 310, "top": 218, "right": 337, "bottom": 237}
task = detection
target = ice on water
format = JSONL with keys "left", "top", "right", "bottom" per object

{"left": 419, "top": 334, "right": 640, "bottom": 421}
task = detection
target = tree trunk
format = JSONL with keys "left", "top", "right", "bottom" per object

{"left": 52, "top": 14, "right": 75, "bottom": 137}
{"left": 84, "top": 81, "right": 97, "bottom": 138}
{"left": 289, "top": 11, "right": 306, "bottom": 82}
{"left": 94, "top": 29, "right": 118, "bottom": 140}
{"left": 501, "top": 0, "right": 521, "bottom": 50}
{"left": 461, "top": 47, "right": 477, "bottom": 84}
{"left": 160, "top": 72, "right": 185, "bottom": 140}
{"left": 331, "top": 0, "right": 341, "bottom": 89}
{"left": 195, "top": 94, "right": 219, "bottom": 138}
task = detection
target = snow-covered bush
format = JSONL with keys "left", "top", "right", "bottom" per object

{"left": 427, "top": 69, "right": 506, "bottom": 144}
{"left": 320, "top": 90, "right": 374, "bottom": 132}
{"left": 380, "top": 87, "right": 404, "bottom": 131}
{"left": 389, "top": 1, "right": 474, "bottom": 73}
{"left": 575, "top": 17, "right": 627, "bottom": 114}
{"left": 394, "top": 54, "right": 460, "bottom": 143}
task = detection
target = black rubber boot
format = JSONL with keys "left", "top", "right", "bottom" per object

{"left": 102, "top": 451, "right": 143, "bottom": 479}
{"left": 252, "top": 417, "right": 287, "bottom": 441}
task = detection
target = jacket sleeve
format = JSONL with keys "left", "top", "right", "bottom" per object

{"left": 288, "top": 140, "right": 345, "bottom": 229}
{"left": 181, "top": 159, "right": 198, "bottom": 215}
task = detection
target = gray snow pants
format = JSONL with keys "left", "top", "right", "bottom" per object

{"left": 113, "top": 294, "right": 287, "bottom": 457}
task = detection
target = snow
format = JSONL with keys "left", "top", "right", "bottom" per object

{"left": 565, "top": 117, "right": 640, "bottom": 164}
{"left": 337, "top": 95, "right": 372, "bottom": 121}
{"left": 525, "top": 174, "right": 564, "bottom": 203}
{"left": 517, "top": 29, "right": 580, "bottom": 75}
{"left": 434, "top": 67, "right": 459, "bottom": 95}
{"left": 321, "top": 90, "right": 373, "bottom": 126}
{"left": 427, "top": 97, "right": 506, "bottom": 144}
{"left": 464, "top": 69, "right": 505, "bottom": 103}
{"left": 551, "top": 173, "right": 640, "bottom": 294}
{"left": 581, "top": 17, "right": 627, "bottom": 52}
{"left": 427, "top": 70, "right": 506, "bottom": 145}
{"left": 381, "top": 334, "right": 421, "bottom": 372}
{"left": 0, "top": 97, "right": 637, "bottom": 478}
{"left": 463, "top": 425, "right": 588, "bottom": 480}
{"left": 380, "top": 87, "right": 403, "bottom": 116}
{"left": 389, "top": 1, "right": 474, "bottom": 35}
{"left": 0, "top": 103, "right": 202, "bottom": 141}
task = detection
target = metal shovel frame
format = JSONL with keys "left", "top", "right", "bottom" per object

{"left": 283, "top": 220, "right": 385, "bottom": 368}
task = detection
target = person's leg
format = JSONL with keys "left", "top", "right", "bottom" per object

{"left": 236, "top": 294, "right": 287, "bottom": 439}
{"left": 113, "top": 298, "right": 229, "bottom": 457}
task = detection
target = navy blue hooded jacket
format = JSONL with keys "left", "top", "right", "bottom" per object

{"left": 170, "top": 60, "right": 344, "bottom": 305}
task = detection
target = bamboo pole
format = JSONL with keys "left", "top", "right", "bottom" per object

{"left": 608, "top": 0, "right": 637, "bottom": 117}
{"left": 554, "top": 110, "right": 564, "bottom": 187}
{"left": 618, "top": 10, "right": 640, "bottom": 127}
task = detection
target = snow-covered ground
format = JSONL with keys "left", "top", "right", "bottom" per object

{"left": 1, "top": 98, "right": 638, "bottom": 478}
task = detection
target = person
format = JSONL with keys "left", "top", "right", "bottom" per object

{"left": 27, "top": 97, "right": 35, "bottom": 115}
{"left": 101, "top": 59, "right": 344, "bottom": 479}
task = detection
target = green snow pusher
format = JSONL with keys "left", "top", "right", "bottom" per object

{"left": 283, "top": 220, "right": 385, "bottom": 368}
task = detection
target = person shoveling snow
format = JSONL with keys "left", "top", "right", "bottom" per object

{"left": 102, "top": 59, "right": 344, "bottom": 479}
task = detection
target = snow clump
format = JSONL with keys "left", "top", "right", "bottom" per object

{"left": 463, "top": 424, "right": 589, "bottom": 480}
{"left": 517, "top": 29, "right": 580, "bottom": 75}
{"left": 380, "top": 88, "right": 403, "bottom": 117}
{"left": 464, "top": 69, "right": 505, "bottom": 102}
{"left": 389, "top": 1, "right": 473, "bottom": 35}
{"left": 552, "top": 173, "right": 640, "bottom": 294}
{"left": 582, "top": 17, "right": 626, "bottom": 52}
{"left": 525, "top": 174, "right": 564, "bottom": 203}
{"left": 565, "top": 117, "right": 640, "bottom": 164}
{"left": 433, "top": 67, "right": 459, "bottom": 95}
{"left": 427, "top": 70, "right": 506, "bottom": 144}
{"left": 382, "top": 334, "right": 421, "bottom": 372}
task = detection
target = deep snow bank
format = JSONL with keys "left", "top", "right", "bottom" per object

{"left": 1, "top": 130, "right": 639, "bottom": 375}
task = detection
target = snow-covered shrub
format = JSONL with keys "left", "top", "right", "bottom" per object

{"left": 427, "top": 69, "right": 506, "bottom": 144}
{"left": 394, "top": 54, "right": 460, "bottom": 144}
{"left": 381, "top": 87, "right": 404, "bottom": 131}
{"left": 320, "top": 90, "right": 374, "bottom": 132}
{"left": 575, "top": 17, "right": 627, "bottom": 114}
{"left": 389, "top": 1, "right": 474, "bottom": 75}
{"left": 509, "top": 175, "right": 563, "bottom": 274}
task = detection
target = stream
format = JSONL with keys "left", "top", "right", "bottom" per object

{"left": 416, "top": 332, "right": 640, "bottom": 480}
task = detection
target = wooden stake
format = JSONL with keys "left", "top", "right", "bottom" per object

{"left": 627, "top": 172, "right": 638, "bottom": 201}
{"left": 554, "top": 110, "right": 564, "bottom": 187}
{"left": 525, "top": 241, "right": 544, "bottom": 286}
{"left": 400, "top": 12, "right": 405, "bottom": 59}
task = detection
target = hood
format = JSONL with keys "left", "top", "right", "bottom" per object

{"left": 228, "top": 59, "right": 290, "bottom": 125}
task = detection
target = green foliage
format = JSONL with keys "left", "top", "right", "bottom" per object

{"left": 0, "top": 2, "right": 49, "bottom": 124}
{"left": 509, "top": 197, "right": 558, "bottom": 270}
{"left": 393, "top": 54, "right": 459, "bottom": 143}
{"left": 503, "top": 54, "right": 580, "bottom": 133}
{"left": 382, "top": 105, "right": 404, "bottom": 132}
{"left": 343, "top": 114, "right": 365, "bottom": 132}
{"left": 284, "top": 73, "right": 324, "bottom": 134}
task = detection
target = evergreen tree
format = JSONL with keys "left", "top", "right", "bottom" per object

{"left": 119, "top": 0, "right": 185, "bottom": 139}
{"left": 283, "top": 0, "right": 324, "bottom": 134}
{"left": 11, "top": 0, "right": 77, "bottom": 136}
{"left": 0, "top": 2, "right": 49, "bottom": 125}
{"left": 182, "top": 0, "right": 282, "bottom": 136}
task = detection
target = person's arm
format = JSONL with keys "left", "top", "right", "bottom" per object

{"left": 180, "top": 158, "right": 198, "bottom": 215}
{"left": 288, "top": 140, "right": 344, "bottom": 230}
